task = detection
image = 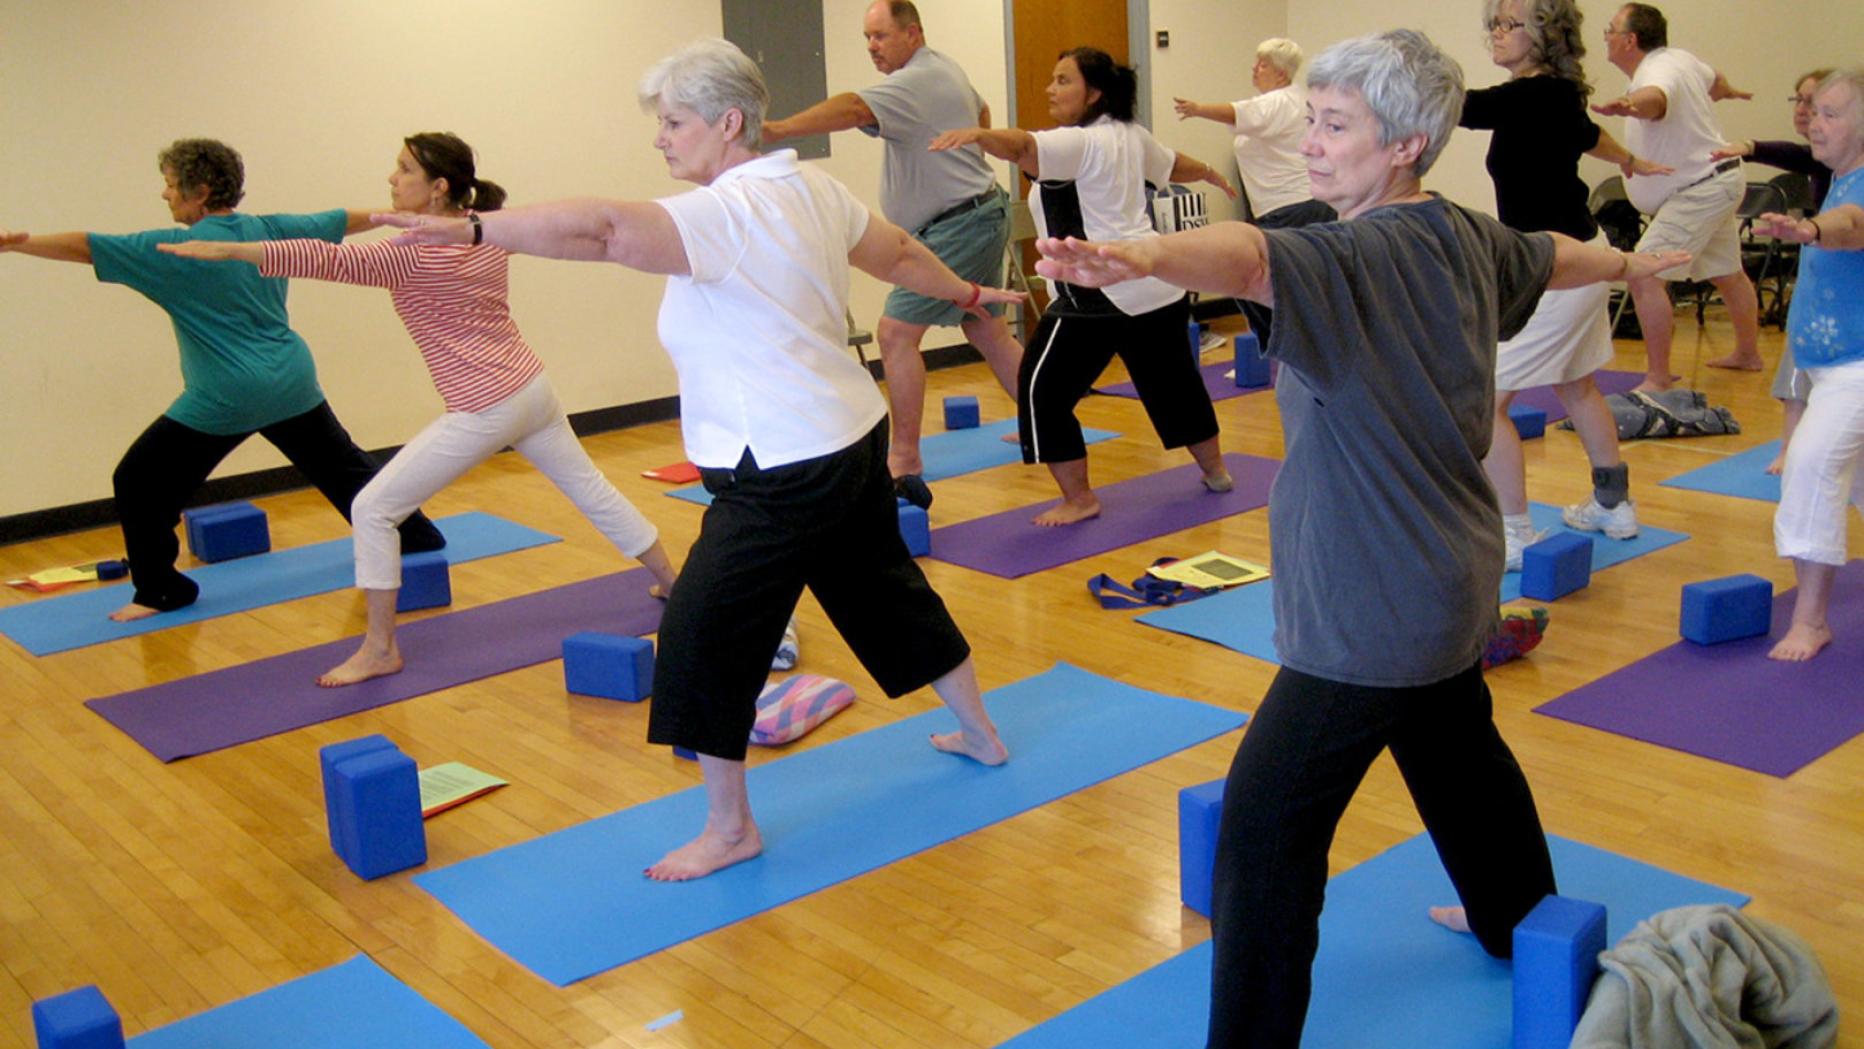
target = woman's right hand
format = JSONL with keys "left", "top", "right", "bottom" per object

{"left": 0, "top": 228, "right": 27, "bottom": 250}
{"left": 1172, "top": 97, "right": 1201, "bottom": 121}
{"left": 372, "top": 211, "right": 473, "bottom": 244}
{"left": 155, "top": 240, "right": 236, "bottom": 260}
{"left": 927, "top": 128, "right": 986, "bottom": 153}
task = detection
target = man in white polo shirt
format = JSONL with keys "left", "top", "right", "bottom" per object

{"left": 763, "top": 0, "right": 1021, "bottom": 506}
{"left": 1596, "top": 2, "right": 1760, "bottom": 391}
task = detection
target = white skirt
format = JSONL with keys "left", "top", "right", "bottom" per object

{"left": 1496, "top": 233, "right": 1615, "bottom": 392}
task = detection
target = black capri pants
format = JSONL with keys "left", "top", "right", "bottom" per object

{"left": 648, "top": 420, "right": 972, "bottom": 761}
{"left": 1016, "top": 295, "right": 1219, "bottom": 464}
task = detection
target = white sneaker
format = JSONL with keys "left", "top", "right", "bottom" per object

{"left": 1562, "top": 498, "right": 1638, "bottom": 540}
{"left": 1504, "top": 523, "right": 1551, "bottom": 572}
{"left": 770, "top": 617, "right": 800, "bottom": 672}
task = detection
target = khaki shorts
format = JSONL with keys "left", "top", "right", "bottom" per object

{"left": 1636, "top": 170, "right": 1743, "bottom": 281}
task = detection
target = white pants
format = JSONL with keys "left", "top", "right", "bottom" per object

{"left": 353, "top": 373, "right": 659, "bottom": 590}
{"left": 1775, "top": 359, "right": 1864, "bottom": 565}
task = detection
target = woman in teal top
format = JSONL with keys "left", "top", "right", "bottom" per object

{"left": 1, "top": 138, "right": 444, "bottom": 620}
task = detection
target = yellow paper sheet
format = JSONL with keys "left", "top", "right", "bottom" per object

{"left": 1147, "top": 551, "right": 1269, "bottom": 590}
{"left": 418, "top": 762, "right": 509, "bottom": 818}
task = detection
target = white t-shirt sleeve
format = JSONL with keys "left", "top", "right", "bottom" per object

{"left": 656, "top": 189, "right": 742, "bottom": 284}
{"left": 1231, "top": 95, "right": 1273, "bottom": 136}
{"left": 1033, "top": 126, "right": 1092, "bottom": 182}
{"left": 1139, "top": 127, "right": 1176, "bottom": 186}
{"left": 829, "top": 177, "right": 873, "bottom": 252}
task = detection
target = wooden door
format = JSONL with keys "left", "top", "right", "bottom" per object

{"left": 1011, "top": 0, "right": 1129, "bottom": 139}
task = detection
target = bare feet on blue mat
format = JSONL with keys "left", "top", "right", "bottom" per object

{"left": 1000, "top": 429, "right": 1021, "bottom": 444}
{"left": 930, "top": 728, "right": 1010, "bottom": 766}
{"left": 1033, "top": 496, "right": 1100, "bottom": 527}
{"left": 1428, "top": 906, "right": 1470, "bottom": 933}
{"left": 1768, "top": 622, "right": 1832, "bottom": 662}
{"left": 1765, "top": 450, "right": 1788, "bottom": 476}
{"left": 646, "top": 822, "right": 764, "bottom": 881}
{"left": 317, "top": 644, "right": 404, "bottom": 687}
{"left": 108, "top": 601, "right": 161, "bottom": 622}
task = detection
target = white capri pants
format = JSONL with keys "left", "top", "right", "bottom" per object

{"left": 352, "top": 373, "right": 659, "bottom": 590}
{"left": 1775, "top": 359, "right": 1864, "bottom": 566}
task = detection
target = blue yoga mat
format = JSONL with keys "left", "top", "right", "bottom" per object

{"left": 0, "top": 511, "right": 558, "bottom": 657}
{"left": 1658, "top": 440, "right": 1783, "bottom": 503}
{"left": 129, "top": 955, "right": 487, "bottom": 1049}
{"left": 1138, "top": 503, "right": 1688, "bottom": 664}
{"left": 416, "top": 663, "right": 1246, "bottom": 985}
{"left": 663, "top": 420, "right": 1120, "bottom": 506}
{"left": 999, "top": 833, "right": 1747, "bottom": 1049}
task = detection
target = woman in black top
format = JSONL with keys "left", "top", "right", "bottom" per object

{"left": 1459, "top": 0, "right": 1668, "bottom": 569}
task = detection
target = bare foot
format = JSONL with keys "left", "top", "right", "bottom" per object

{"left": 930, "top": 729, "right": 1010, "bottom": 766}
{"left": 644, "top": 823, "right": 764, "bottom": 881}
{"left": 1033, "top": 497, "right": 1101, "bottom": 527}
{"left": 999, "top": 430, "right": 1021, "bottom": 444}
{"left": 108, "top": 602, "right": 162, "bottom": 622}
{"left": 316, "top": 645, "right": 404, "bottom": 687}
{"left": 1428, "top": 905, "right": 1470, "bottom": 933}
{"left": 1768, "top": 622, "right": 1832, "bottom": 662}
{"left": 1203, "top": 470, "right": 1235, "bottom": 494}
{"left": 649, "top": 582, "right": 672, "bottom": 600}
{"left": 1632, "top": 379, "right": 1673, "bottom": 394}
{"left": 1705, "top": 353, "right": 1765, "bottom": 372}
{"left": 1764, "top": 453, "right": 1785, "bottom": 476}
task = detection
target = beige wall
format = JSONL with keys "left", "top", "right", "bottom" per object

{"left": 3, "top": 0, "right": 1856, "bottom": 519}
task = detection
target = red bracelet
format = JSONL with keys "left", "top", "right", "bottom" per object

{"left": 959, "top": 281, "right": 981, "bottom": 309}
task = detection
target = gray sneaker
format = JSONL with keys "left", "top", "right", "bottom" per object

{"left": 1562, "top": 498, "right": 1638, "bottom": 540}
{"left": 1504, "top": 523, "right": 1551, "bottom": 572}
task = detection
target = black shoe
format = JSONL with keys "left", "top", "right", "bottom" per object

{"left": 893, "top": 474, "right": 933, "bottom": 510}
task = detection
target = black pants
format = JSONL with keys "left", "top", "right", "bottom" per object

{"left": 1206, "top": 663, "right": 1555, "bottom": 1048}
{"left": 1240, "top": 199, "right": 1338, "bottom": 351}
{"left": 648, "top": 420, "right": 971, "bottom": 761}
{"left": 1017, "top": 296, "right": 1219, "bottom": 464}
{"left": 113, "top": 402, "right": 446, "bottom": 611}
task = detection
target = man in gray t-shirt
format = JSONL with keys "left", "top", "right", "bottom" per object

{"left": 763, "top": 0, "right": 1024, "bottom": 497}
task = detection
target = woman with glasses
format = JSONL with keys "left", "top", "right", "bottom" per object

{"left": 1712, "top": 69, "right": 1836, "bottom": 474}
{"left": 1459, "top": 0, "right": 1670, "bottom": 569}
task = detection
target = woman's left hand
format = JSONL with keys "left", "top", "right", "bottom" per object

{"left": 1204, "top": 171, "right": 1239, "bottom": 200}
{"left": 1751, "top": 212, "right": 1817, "bottom": 244}
{"left": 1621, "top": 249, "right": 1693, "bottom": 281}
{"left": 372, "top": 211, "right": 472, "bottom": 244}
{"left": 0, "top": 228, "right": 27, "bottom": 250}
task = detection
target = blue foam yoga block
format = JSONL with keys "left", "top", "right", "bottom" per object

{"left": 944, "top": 395, "right": 980, "bottom": 430}
{"left": 183, "top": 501, "right": 270, "bottom": 563}
{"left": 1510, "top": 405, "right": 1548, "bottom": 440}
{"left": 1519, "top": 533, "right": 1593, "bottom": 601}
{"left": 327, "top": 748, "right": 426, "bottom": 879}
{"left": 1512, "top": 895, "right": 1607, "bottom": 1049}
{"left": 899, "top": 503, "right": 931, "bottom": 557}
{"left": 395, "top": 551, "right": 452, "bottom": 612}
{"left": 320, "top": 734, "right": 399, "bottom": 863}
{"left": 1233, "top": 330, "right": 1271, "bottom": 388}
{"left": 1178, "top": 778, "right": 1226, "bottom": 918}
{"left": 31, "top": 985, "right": 124, "bottom": 1049}
{"left": 1680, "top": 574, "right": 1773, "bottom": 645}
{"left": 562, "top": 631, "right": 654, "bottom": 702}
{"left": 673, "top": 745, "right": 698, "bottom": 761}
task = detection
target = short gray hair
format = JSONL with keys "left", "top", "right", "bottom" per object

{"left": 637, "top": 38, "right": 770, "bottom": 149}
{"left": 1816, "top": 67, "right": 1864, "bottom": 113}
{"left": 1256, "top": 38, "right": 1304, "bottom": 79}
{"left": 1306, "top": 29, "right": 1465, "bottom": 176}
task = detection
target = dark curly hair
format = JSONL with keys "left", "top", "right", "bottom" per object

{"left": 156, "top": 139, "right": 245, "bottom": 210}
{"left": 404, "top": 132, "right": 507, "bottom": 212}
{"left": 1058, "top": 47, "right": 1138, "bottom": 124}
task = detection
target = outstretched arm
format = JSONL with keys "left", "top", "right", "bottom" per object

{"left": 1173, "top": 98, "right": 1237, "bottom": 126}
{"left": 763, "top": 93, "right": 877, "bottom": 144}
{"left": 1708, "top": 71, "right": 1752, "bottom": 102}
{"left": 1035, "top": 221, "right": 1273, "bottom": 303}
{"left": 156, "top": 240, "right": 264, "bottom": 264}
{"left": 1588, "top": 126, "right": 1673, "bottom": 178}
{"left": 1754, "top": 204, "right": 1864, "bottom": 250}
{"left": 1592, "top": 86, "right": 1667, "bottom": 121}
{"left": 374, "top": 200, "right": 690, "bottom": 275}
{"left": 928, "top": 127, "right": 1040, "bottom": 178}
{"left": 848, "top": 211, "right": 1023, "bottom": 315}
{"left": 0, "top": 230, "right": 92, "bottom": 265}
{"left": 1169, "top": 152, "right": 1238, "bottom": 199}
{"left": 1546, "top": 231, "right": 1690, "bottom": 288}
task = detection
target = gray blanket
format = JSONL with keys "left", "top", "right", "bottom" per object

{"left": 1558, "top": 388, "right": 1740, "bottom": 439}
{"left": 1571, "top": 904, "right": 1838, "bottom": 1049}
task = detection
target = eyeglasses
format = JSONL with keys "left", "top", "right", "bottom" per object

{"left": 1789, "top": 95, "right": 1816, "bottom": 108}
{"left": 1487, "top": 17, "right": 1526, "bottom": 33}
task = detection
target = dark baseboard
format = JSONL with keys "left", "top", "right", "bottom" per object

{"left": 0, "top": 345, "right": 982, "bottom": 546}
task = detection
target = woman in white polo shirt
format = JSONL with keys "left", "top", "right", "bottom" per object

{"left": 932, "top": 47, "right": 1236, "bottom": 526}
{"left": 1172, "top": 37, "right": 1329, "bottom": 226}
{"left": 381, "top": 37, "right": 1017, "bottom": 881}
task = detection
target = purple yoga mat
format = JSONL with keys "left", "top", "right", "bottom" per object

{"left": 1095, "top": 360, "right": 1274, "bottom": 403}
{"left": 1536, "top": 561, "right": 1864, "bottom": 777}
{"left": 87, "top": 569, "right": 663, "bottom": 762}
{"left": 928, "top": 453, "right": 1277, "bottom": 579}
{"left": 1512, "top": 369, "right": 1642, "bottom": 424}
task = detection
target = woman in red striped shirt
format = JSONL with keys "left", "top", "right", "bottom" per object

{"left": 163, "top": 133, "right": 676, "bottom": 686}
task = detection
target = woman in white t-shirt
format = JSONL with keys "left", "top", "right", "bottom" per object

{"left": 932, "top": 47, "right": 1236, "bottom": 526}
{"left": 1173, "top": 37, "right": 1321, "bottom": 223}
{"left": 380, "top": 38, "right": 1017, "bottom": 882}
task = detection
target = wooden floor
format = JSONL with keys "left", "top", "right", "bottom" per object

{"left": 1, "top": 310, "right": 1858, "bottom": 1049}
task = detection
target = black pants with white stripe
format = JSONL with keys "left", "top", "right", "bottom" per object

{"left": 1016, "top": 295, "right": 1219, "bottom": 464}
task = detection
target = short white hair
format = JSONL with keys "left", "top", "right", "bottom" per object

{"left": 638, "top": 38, "right": 770, "bottom": 148}
{"left": 1816, "top": 67, "right": 1864, "bottom": 113}
{"left": 1306, "top": 29, "right": 1464, "bottom": 176}
{"left": 1256, "top": 38, "right": 1305, "bottom": 79}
